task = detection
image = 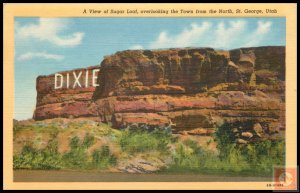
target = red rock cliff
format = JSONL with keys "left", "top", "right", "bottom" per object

{"left": 34, "top": 46, "right": 285, "bottom": 136}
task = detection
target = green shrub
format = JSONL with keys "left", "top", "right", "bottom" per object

{"left": 92, "top": 145, "right": 117, "bottom": 169}
{"left": 13, "top": 140, "right": 63, "bottom": 170}
{"left": 172, "top": 142, "right": 200, "bottom": 169}
{"left": 118, "top": 128, "right": 173, "bottom": 154}
{"left": 62, "top": 136, "right": 88, "bottom": 169}
{"left": 214, "top": 122, "right": 238, "bottom": 160}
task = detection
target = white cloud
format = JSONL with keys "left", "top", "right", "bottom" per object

{"left": 15, "top": 18, "right": 84, "bottom": 47}
{"left": 213, "top": 20, "right": 246, "bottom": 48}
{"left": 256, "top": 21, "right": 272, "bottom": 35}
{"left": 244, "top": 21, "right": 272, "bottom": 47}
{"left": 129, "top": 45, "right": 144, "bottom": 50}
{"left": 140, "top": 20, "right": 273, "bottom": 50}
{"left": 150, "top": 22, "right": 211, "bottom": 49}
{"left": 18, "top": 52, "right": 64, "bottom": 61}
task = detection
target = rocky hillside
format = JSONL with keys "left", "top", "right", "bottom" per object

{"left": 33, "top": 46, "right": 285, "bottom": 138}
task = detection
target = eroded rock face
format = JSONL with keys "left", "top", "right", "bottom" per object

{"left": 33, "top": 47, "right": 285, "bottom": 135}
{"left": 33, "top": 66, "right": 100, "bottom": 120}
{"left": 95, "top": 91, "right": 284, "bottom": 133}
{"left": 93, "top": 48, "right": 240, "bottom": 98}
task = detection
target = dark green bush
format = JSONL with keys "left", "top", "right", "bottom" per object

{"left": 92, "top": 145, "right": 117, "bottom": 169}
{"left": 62, "top": 136, "right": 88, "bottom": 169}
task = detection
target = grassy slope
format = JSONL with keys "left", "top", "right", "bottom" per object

{"left": 13, "top": 118, "right": 285, "bottom": 176}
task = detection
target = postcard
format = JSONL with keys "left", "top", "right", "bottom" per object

{"left": 3, "top": 3, "right": 297, "bottom": 190}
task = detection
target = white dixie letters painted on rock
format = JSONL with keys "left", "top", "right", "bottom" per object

{"left": 54, "top": 69, "right": 100, "bottom": 89}
{"left": 93, "top": 69, "right": 100, "bottom": 87}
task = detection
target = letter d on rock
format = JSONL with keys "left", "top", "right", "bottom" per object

{"left": 55, "top": 73, "right": 63, "bottom": 89}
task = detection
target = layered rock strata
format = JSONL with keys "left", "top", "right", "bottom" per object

{"left": 34, "top": 46, "right": 285, "bottom": 136}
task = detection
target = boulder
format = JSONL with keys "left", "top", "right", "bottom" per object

{"left": 241, "top": 132, "right": 254, "bottom": 138}
{"left": 187, "top": 128, "right": 216, "bottom": 136}
{"left": 232, "top": 128, "right": 239, "bottom": 133}
{"left": 236, "top": 138, "right": 248, "bottom": 144}
{"left": 253, "top": 123, "right": 264, "bottom": 137}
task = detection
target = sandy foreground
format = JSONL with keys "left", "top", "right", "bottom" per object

{"left": 14, "top": 170, "right": 273, "bottom": 182}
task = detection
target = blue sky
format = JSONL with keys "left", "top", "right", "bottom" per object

{"left": 14, "top": 17, "right": 286, "bottom": 120}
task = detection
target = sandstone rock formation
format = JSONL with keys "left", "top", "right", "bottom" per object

{"left": 33, "top": 66, "right": 100, "bottom": 120}
{"left": 33, "top": 46, "right": 285, "bottom": 136}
